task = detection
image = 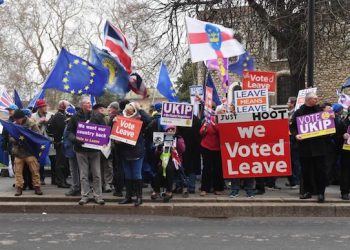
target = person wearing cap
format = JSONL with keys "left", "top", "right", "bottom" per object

{"left": 10, "top": 109, "right": 43, "bottom": 196}
{"left": 45, "top": 100, "right": 71, "bottom": 188}
{"left": 5, "top": 104, "right": 18, "bottom": 122}
{"left": 118, "top": 102, "right": 151, "bottom": 206}
{"left": 66, "top": 96, "right": 107, "bottom": 205}
{"left": 107, "top": 102, "right": 124, "bottom": 197}
{"left": 63, "top": 106, "right": 81, "bottom": 197}
{"left": 92, "top": 103, "right": 113, "bottom": 193}
{"left": 31, "top": 99, "right": 54, "bottom": 185}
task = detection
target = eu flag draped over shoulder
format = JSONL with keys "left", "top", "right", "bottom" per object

{"left": 156, "top": 62, "right": 178, "bottom": 102}
{"left": 43, "top": 48, "right": 109, "bottom": 96}
{"left": 228, "top": 50, "right": 254, "bottom": 76}
{"left": 0, "top": 120, "right": 51, "bottom": 166}
{"left": 89, "top": 44, "right": 130, "bottom": 96}
{"left": 206, "top": 73, "right": 222, "bottom": 106}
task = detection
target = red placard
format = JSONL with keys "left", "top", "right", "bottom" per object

{"left": 242, "top": 70, "right": 276, "bottom": 93}
{"left": 217, "top": 110, "right": 291, "bottom": 178}
{"left": 110, "top": 116, "right": 143, "bottom": 145}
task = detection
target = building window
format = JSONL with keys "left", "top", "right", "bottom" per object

{"left": 277, "top": 74, "right": 297, "bottom": 105}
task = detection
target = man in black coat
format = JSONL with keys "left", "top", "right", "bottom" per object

{"left": 290, "top": 92, "right": 328, "bottom": 203}
{"left": 46, "top": 100, "right": 70, "bottom": 188}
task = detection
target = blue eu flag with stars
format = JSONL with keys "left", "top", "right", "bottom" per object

{"left": 228, "top": 50, "right": 255, "bottom": 77}
{"left": 42, "top": 48, "right": 109, "bottom": 97}
{"left": 156, "top": 62, "right": 178, "bottom": 102}
{"left": 0, "top": 120, "right": 51, "bottom": 166}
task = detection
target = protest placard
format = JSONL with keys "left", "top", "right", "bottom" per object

{"left": 242, "top": 70, "right": 276, "bottom": 93}
{"left": 296, "top": 111, "right": 335, "bottom": 139}
{"left": 110, "top": 116, "right": 143, "bottom": 145}
{"left": 234, "top": 88, "right": 269, "bottom": 113}
{"left": 217, "top": 110, "right": 291, "bottom": 178}
{"left": 76, "top": 122, "right": 111, "bottom": 150}
{"left": 189, "top": 85, "right": 203, "bottom": 116}
{"left": 343, "top": 127, "right": 350, "bottom": 151}
{"left": 295, "top": 87, "right": 317, "bottom": 110}
{"left": 160, "top": 102, "right": 193, "bottom": 127}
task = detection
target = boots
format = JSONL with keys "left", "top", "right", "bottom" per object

{"left": 15, "top": 187, "right": 22, "bottom": 196}
{"left": 119, "top": 180, "right": 133, "bottom": 204}
{"left": 34, "top": 186, "right": 43, "bottom": 195}
{"left": 134, "top": 180, "right": 143, "bottom": 207}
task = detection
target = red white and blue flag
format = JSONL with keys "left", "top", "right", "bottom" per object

{"left": 103, "top": 20, "right": 132, "bottom": 74}
{"left": 185, "top": 17, "right": 245, "bottom": 62}
{"left": 0, "top": 88, "right": 14, "bottom": 113}
{"left": 128, "top": 73, "right": 148, "bottom": 99}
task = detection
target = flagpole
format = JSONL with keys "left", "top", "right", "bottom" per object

{"left": 152, "top": 62, "right": 162, "bottom": 104}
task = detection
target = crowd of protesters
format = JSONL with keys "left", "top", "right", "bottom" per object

{"left": 2, "top": 91, "right": 350, "bottom": 205}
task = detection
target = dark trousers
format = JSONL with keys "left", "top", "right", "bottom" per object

{"left": 153, "top": 162, "right": 175, "bottom": 193}
{"left": 113, "top": 153, "right": 124, "bottom": 192}
{"left": 54, "top": 143, "right": 68, "bottom": 185}
{"left": 288, "top": 137, "right": 301, "bottom": 186}
{"left": 200, "top": 147, "right": 224, "bottom": 192}
{"left": 300, "top": 156, "right": 327, "bottom": 195}
{"left": 340, "top": 152, "right": 350, "bottom": 195}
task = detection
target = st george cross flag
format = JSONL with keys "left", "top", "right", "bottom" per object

{"left": 0, "top": 88, "right": 14, "bottom": 113}
{"left": 0, "top": 119, "right": 51, "bottom": 166}
{"left": 185, "top": 17, "right": 245, "bottom": 62}
{"left": 103, "top": 20, "right": 132, "bottom": 74}
{"left": 43, "top": 48, "right": 109, "bottom": 97}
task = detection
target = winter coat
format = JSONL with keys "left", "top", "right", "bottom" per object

{"left": 290, "top": 104, "right": 328, "bottom": 157}
{"left": 200, "top": 118, "right": 220, "bottom": 151}
{"left": 46, "top": 109, "right": 67, "bottom": 145}
{"left": 66, "top": 109, "right": 107, "bottom": 153}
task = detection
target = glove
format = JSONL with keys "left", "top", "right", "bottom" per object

{"left": 74, "top": 139, "right": 84, "bottom": 146}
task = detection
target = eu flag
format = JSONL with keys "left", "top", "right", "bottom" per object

{"left": 228, "top": 50, "right": 255, "bottom": 76}
{"left": 43, "top": 48, "right": 109, "bottom": 97}
{"left": 89, "top": 44, "right": 130, "bottom": 96}
{"left": 0, "top": 120, "right": 51, "bottom": 166}
{"left": 27, "top": 89, "right": 45, "bottom": 109}
{"left": 0, "top": 0, "right": 4, "bottom": 5}
{"left": 14, "top": 90, "right": 23, "bottom": 109}
{"left": 206, "top": 74, "right": 222, "bottom": 106}
{"left": 156, "top": 62, "right": 178, "bottom": 102}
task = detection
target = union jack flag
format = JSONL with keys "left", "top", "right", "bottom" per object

{"left": 103, "top": 20, "right": 132, "bottom": 74}
{"left": 0, "top": 88, "right": 14, "bottom": 113}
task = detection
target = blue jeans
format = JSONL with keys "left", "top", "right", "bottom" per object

{"left": 122, "top": 157, "right": 143, "bottom": 180}
{"left": 231, "top": 178, "right": 254, "bottom": 195}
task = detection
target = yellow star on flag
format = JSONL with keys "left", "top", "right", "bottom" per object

{"left": 65, "top": 71, "right": 70, "bottom": 76}
{"left": 78, "top": 90, "right": 82, "bottom": 94}
{"left": 90, "top": 72, "right": 95, "bottom": 77}
{"left": 87, "top": 66, "right": 93, "bottom": 71}
{"left": 68, "top": 63, "right": 73, "bottom": 69}
{"left": 19, "top": 135, "right": 25, "bottom": 141}
{"left": 89, "top": 79, "right": 94, "bottom": 84}
{"left": 84, "top": 86, "right": 90, "bottom": 90}
{"left": 74, "top": 59, "right": 80, "bottom": 64}
{"left": 64, "top": 84, "right": 70, "bottom": 90}
{"left": 71, "top": 90, "right": 75, "bottom": 94}
{"left": 62, "top": 77, "right": 69, "bottom": 83}
{"left": 40, "top": 145, "right": 46, "bottom": 150}
{"left": 82, "top": 61, "right": 88, "bottom": 66}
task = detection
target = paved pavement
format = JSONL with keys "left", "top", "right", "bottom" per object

{"left": 0, "top": 214, "right": 349, "bottom": 250}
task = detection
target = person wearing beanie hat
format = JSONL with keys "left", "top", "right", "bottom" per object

{"left": 10, "top": 109, "right": 43, "bottom": 196}
{"left": 45, "top": 100, "right": 71, "bottom": 189}
{"left": 332, "top": 103, "right": 343, "bottom": 114}
{"left": 65, "top": 106, "right": 76, "bottom": 117}
{"left": 5, "top": 104, "right": 19, "bottom": 122}
{"left": 21, "top": 109, "right": 32, "bottom": 118}
{"left": 32, "top": 99, "right": 54, "bottom": 185}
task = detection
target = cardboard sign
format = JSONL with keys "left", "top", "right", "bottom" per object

{"left": 242, "top": 71, "right": 276, "bottom": 93}
{"left": 343, "top": 127, "right": 350, "bottom": 151}
{"left": 153, "top": 132, "right": 165, "bottom": 146}
{"left": 110, "top": 116, "right": 143, "bottom": 145}
{"left": 295, "top": 88, "right": 317, "bottom": 110}
{"left": 218, "top": 110, "right": 291, "bottom": 179}
{"left": 189, "top": 85, "right": 203, "bottom": 116}
{"left": 205, "top": 86, "right": 213, "bottom": 110}
{"left": 161, "top": 102, "right": 193, "bottom": 127}
{"left": 76, "top": 122, "right": 111, "bottom": 150}
{"left": 296, "top": 111, "right": 335, "bottom": 139}
{"left": 234, "top": 88, "right": 269, "bottom": 113}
